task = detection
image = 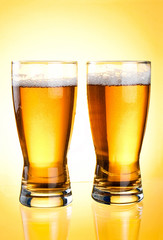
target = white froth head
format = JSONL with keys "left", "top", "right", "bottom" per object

{"left": 12, "top": 61, "right": 77, "bottom": 87}
{"left": 87, "top": 61, "right": 151, "bottom": 86}
{"left": 12, "top": 78, "right": 77, "bottom": 87}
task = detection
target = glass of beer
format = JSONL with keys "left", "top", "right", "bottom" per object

{"left": 87, "top": 61, "right": 150, "bottom": 204}
{"left": 12, "top": 61, "right": 77, "bottom": 207}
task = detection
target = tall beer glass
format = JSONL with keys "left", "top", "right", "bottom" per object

{"left": 12, "top": 61, "right": 77, "bottom": 207}
{"left": 87, "top": 61, "right": 150, "bottom": 204}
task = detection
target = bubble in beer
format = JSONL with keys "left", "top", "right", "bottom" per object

{"left": 88, "top": 62, "right": 151, "bottom": 86}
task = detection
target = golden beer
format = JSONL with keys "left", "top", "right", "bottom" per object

{"left": 87, "top": 61, "right": 150, "bottom": 204}
{"left": 12, "top": 61, "right": 77, "bottom": 207}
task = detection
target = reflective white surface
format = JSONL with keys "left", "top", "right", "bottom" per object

{"left": 1, "top": 181, "right": 163, "bottom": 239}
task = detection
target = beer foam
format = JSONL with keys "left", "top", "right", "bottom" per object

{"left": 12, "top": 77, "right": 77, "bottom": 87}
{"left": 88, "top": 63, "right": 151, "bottom": 86}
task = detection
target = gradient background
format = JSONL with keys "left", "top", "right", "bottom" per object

{"left": 0, "top": 0, "right": 163, "bottom": 187}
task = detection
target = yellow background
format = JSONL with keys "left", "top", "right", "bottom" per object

{"left": 0, "top": 1, "right": 163, "bottom": 239}
{"left": 0, "top": 0, "right": 163, "bottom": 185}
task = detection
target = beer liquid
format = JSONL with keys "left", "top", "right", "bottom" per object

{"left": 87, "top": 84, "right": 150, "bottom": 192}
{"left": 12, "top": 85, "right": 77, "bottom": 193}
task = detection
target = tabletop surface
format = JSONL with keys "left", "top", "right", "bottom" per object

{"left": 1, "top": 180, "right": 163, "bottom": 240}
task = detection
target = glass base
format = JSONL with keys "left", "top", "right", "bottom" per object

{"left": 20, "top": 186, "right": 72, "bottom": 208}
{"left": 92, "top": 185, "right": 143, "bottom": 205}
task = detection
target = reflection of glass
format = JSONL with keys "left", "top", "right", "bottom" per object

{"left": 92, "top": 201, "right": 143, "bottom": 240}
{"left": 87, "top": 61, "right": 151, "bottom": 204}
{"left": 12, "top": 61, "right": 77, "bottom": 207}
{"left": 20, "top": 204, "right": 72, "bottom": 240}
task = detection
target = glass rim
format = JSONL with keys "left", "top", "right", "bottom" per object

{"left": 12, "top": 60, "right": 78, "bottom": 65}
{"left": 87, "top": 61, "right": 151, "bottom": 65}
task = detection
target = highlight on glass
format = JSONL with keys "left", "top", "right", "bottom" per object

{"left": 12, "top": 61, "right": 77, "bottom": 207}
{"left": 87, "top": 61, "right": 151, "bottom": 204}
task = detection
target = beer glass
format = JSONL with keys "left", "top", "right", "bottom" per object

{"left": 87, "top": 61, "right": 150, "bottom": 204}
{"left": 12, "top": 61, "right": 77, "bottom": 207}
